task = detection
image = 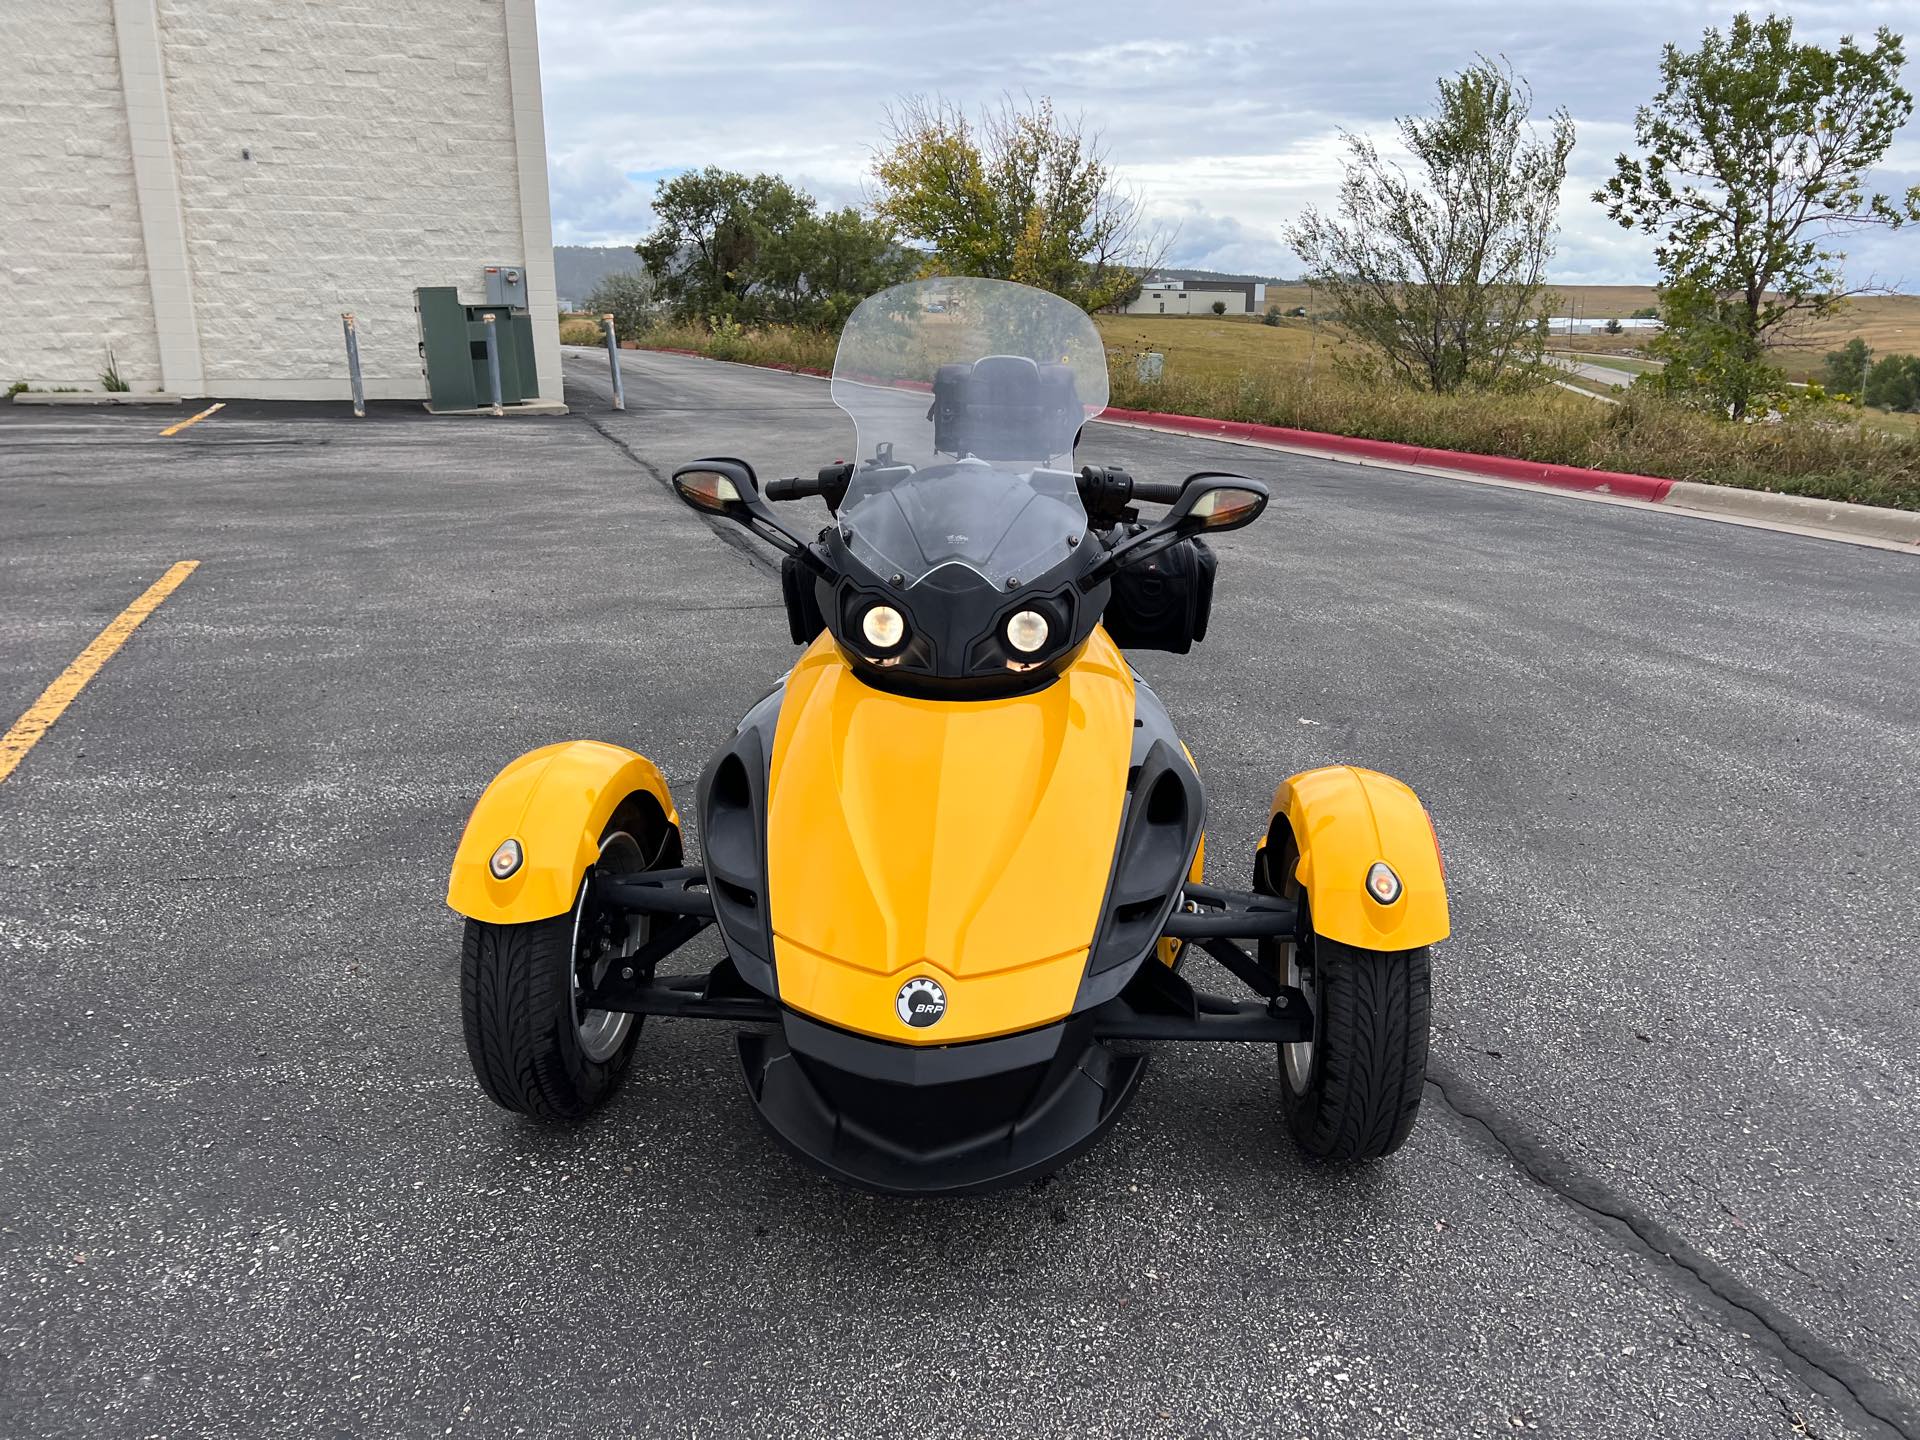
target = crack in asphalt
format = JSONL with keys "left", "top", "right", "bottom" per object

{"left": 1426, "top": 1060, "right": 1917, "bottom": 1440}
{"left": 577, "top": 409, "right": 784, "bottom": 579}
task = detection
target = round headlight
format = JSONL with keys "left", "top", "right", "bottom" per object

{"left": 861, "top": 604, "right": 905, "bottom": 650}
{"left": 1005, "top": 609, "right": 1050, "bottom": 654}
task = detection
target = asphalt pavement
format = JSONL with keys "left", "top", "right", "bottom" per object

{"left": 1, "top": 350, "right": 1916, "bottom": 1439}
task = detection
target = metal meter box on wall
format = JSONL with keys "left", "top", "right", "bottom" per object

{"left": 483, "top": 264, "right": 528, "bottom": 308}
{"left": 415, "top": 286, "right": 539, "bottom": 411}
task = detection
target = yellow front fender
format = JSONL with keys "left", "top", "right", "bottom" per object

{"left": 446, "top": 740, "right": 678, "bottom": 925}
{"left": 1263, "top": 765, "right": 1448, "bottom": 952}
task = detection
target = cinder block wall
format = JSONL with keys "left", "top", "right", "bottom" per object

{"left": 0, "top": 0, "right": 164, "bottom": 391}
{"left": 0, "top": 0, "right": 562, "bottom": 402}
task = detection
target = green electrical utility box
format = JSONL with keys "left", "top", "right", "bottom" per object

{"left": 415, "top": 286, "right": 540, "bottom": 411}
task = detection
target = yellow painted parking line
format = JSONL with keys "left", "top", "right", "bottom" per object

{"left": 159, "top": 402, "right": 224, "bottom": 437}
{"left": 0, "top": 561, "right": 200, "bottom": 787}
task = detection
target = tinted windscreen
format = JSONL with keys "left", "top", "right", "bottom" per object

{"left": 830, "top": 278, "right": 1109, "bottom": 586}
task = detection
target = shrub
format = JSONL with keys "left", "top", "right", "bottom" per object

{"left": 585, "top": 272, "right": 656, "bottom": 343}
{"left": 101, "top": 347, "right": 128, "bottom": 392}
{"left": 6, "top": 380, "right": 26, "bottom": 399}
{"left": 558, "top": 317, "right": 604, "bottom": 346}
{"left": 1262, "top": 307, "right": 1282, "bottom": 327}
{"left": 1211, "top": 300, "right": 1227, "bottom": 316}
{"left": 1604, "top": 318, "right": 1623, "bottom": 335}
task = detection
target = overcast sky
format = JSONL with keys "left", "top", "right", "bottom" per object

{"left": 534, "top": 1, "right": 1918, "bottom": 289}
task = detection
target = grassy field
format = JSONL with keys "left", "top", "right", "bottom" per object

{"left": 1095, "top": 313, "right": 1337, "bottom": 381}
{"left": 1262, "top": 284, "right": 1920, "bottom": 382}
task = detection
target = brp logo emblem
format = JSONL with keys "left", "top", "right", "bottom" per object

{"left": 896, "top": 976, "right": 947, "bottom": 1029}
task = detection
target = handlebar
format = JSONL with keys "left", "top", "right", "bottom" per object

{"left": 764, "top": 463, "right": 854, "bottom": 507}
{"left": 767, "top": 463, "right": 1186, "bottom": 513}
{"left": 762, "top": 475, "right": 817, "bottom": 501}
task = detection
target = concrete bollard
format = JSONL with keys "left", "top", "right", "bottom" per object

{"left": 482, "top": 312, "right": 503, "bottom": 416}
{"left": 603, "top": 313, "right": 626, "bottom": 411}
{"left": 341, "top": 312, "right": 366, "bottom": 418}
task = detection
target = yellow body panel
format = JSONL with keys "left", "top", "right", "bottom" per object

{"left": 447, "top": 740, "right": 677, "bottom": 924}
{"left": 1266, "top": 765, "right": 1449, "bottom": 951}
{"left": 767, "top": 630, "right": 1136, "bottom": 1045}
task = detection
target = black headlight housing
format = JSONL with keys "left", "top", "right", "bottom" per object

{"left": 819, "top": 535, "right": 1107, "bottom": 698}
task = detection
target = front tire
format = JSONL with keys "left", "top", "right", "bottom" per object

{"left": 1280, "top": 935, "right": 1429, "bottom": 1159}
{"left": 461, "top": 913, "right": 634, "bottom": 1120}
{"left": 1259, "top": 829, "right": 1430, "bottom": 1160}
{"left": 461, "top": 815, "right": 667, "bottom": 1121}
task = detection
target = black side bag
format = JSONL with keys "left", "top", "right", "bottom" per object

{"left": 1101, "top": 536, "right": 1217, "bottom": 653}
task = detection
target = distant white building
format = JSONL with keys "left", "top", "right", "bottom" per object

{"left": 1549, "top": 317, "right": 1665, "bottom": 335}
{"left": 1121, "top": 278, "right": 1255, "bottom": 316}
{"left": 1, "top": 0, "right": 563, "bottom": 401}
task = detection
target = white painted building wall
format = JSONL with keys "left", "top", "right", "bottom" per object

{"left": 1, "top": 0, "right": 162, "bottom": 391}
{"left": 0, "top": 0, "right": 562, "bottom": 402}
{"left": 1120, "top": 284, "right": 1251, "bottom": 317}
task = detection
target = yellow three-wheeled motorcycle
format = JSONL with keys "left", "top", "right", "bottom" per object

{"left": 447, "top": 278, "right": 1449, "bottom": 1194}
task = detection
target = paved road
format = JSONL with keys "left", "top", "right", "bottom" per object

{"left": 1545, "top": 354, "right": 1644, "bottom": 393}
{"left": 1, "top": 351, "right": 1915, "bottom": 1439}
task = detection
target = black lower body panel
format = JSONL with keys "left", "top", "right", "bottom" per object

{"left": 736, "top": 1015, "right": 1146, "bottom": 1196}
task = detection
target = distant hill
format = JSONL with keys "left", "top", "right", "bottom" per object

{"left": 1152, "top": 267, "right": 1298, "bottom": 287}
{"left": 554, "top": 246, "right": 644, "bottom": 305}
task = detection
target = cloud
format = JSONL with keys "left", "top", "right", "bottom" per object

{"left": 534, "top": 0, "right": 1918, "bottom": 288}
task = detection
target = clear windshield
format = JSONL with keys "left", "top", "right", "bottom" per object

{"left": 830, "top": 278, "right": 1109, "bottom": 587}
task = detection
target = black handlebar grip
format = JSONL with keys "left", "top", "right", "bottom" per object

{"left": 763, "top": 476, "right": 814, "bottom": 501}
{"left": 1129, "top": 479, "right": 1187, "bottom": 505}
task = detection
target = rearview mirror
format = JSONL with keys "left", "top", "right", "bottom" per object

{"left": 1166, "top": 474, "right": 1268, "bottom": 534}
{"left": 671, "top": 457, "right": 826, "bottom": 575}
{"left": 1084, "top": 473, "right": 1270, "bottom": 586}
{"left": 673, "top": 458, "right": 755, "bottom": 517}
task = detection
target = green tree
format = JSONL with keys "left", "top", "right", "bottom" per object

{"left": 1286, "top": 57, "right": 1575, "bottom": 392}
{"left": 872, "top": 95, "right": 1164, "bottom": 312}
{"left": 1597, "top": 15, "right": 1920, "bottom": 417}
{"left": 757, "top": 206, "right": 915, "bottom": 330}
{"left": 585, "top": 271, "right": 655, "bottom": 342}
{"left": 1864, "top": 353, "right": 1920, "bottom": 411}
{"left": 636, "top": 168, "right": 813, "bottom": 323}
{"left": 1822, "top": 338, "right": 1873, "bottom": 399}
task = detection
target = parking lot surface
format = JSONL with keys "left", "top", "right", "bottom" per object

{"left": 1, "top": 352, "right": 1916, "bottom": 1439}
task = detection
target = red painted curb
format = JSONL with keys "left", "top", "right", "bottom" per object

{"left": 631, "top": 347, "right": 1677, "bottom": 505}
{"left": 1099, "top": 407, "right": 1676, "bottom": 503}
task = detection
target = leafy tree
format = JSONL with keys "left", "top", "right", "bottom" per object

{"left": 1630, "top": 305, "right": 1660, "bottom": 320}
{"left": 1604, "top": 317, "right": 1623, "bottom": 335}
{"left": 1864, "top": 353, "right": 1920, "bottom": 411}
{"left": 636, "top": 169, "right": 909, "bottom": 328}
{"left": 756, "top": 206, "right": 915, "bottom": 330}
{"left": 872, "top": 95, "right": 1165, "bottom": 312}
{"left": 1210, "top": 300, "right": 1227, "bottom": 316}
{"left": 1632, "top": 279, "right": 1787, "bottom": 415}
{"left": 1286, "top": 57, "right": 1574, "bottom": 392}
{"left": 636, "top": 168, "right": 813, "bottom": 323}
{"left": 585, "top": 271, "right": 655, "bottom": 342}
{"left": 1597, "top": 15, "right": 1920, "bottom": 417}
{"left": 1822, "top": 338, "right": 1873, "bottom": 399}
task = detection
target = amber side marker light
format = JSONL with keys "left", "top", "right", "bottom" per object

{"left": 1365, "top": 861, "right": 1402, "bottom": 905}
{"left": 489, "top": 838, "right": 524, "bottom": 880}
